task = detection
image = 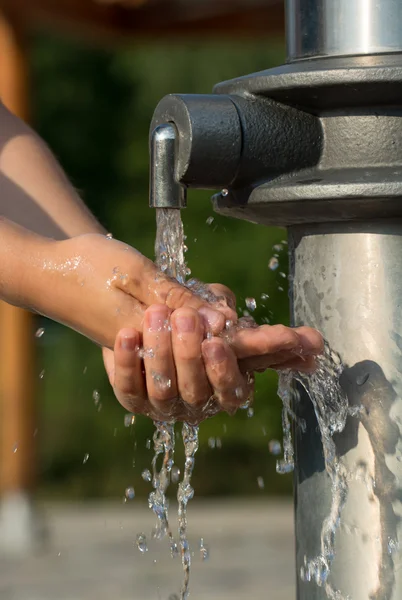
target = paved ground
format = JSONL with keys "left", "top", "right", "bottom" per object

{"left": 0, "top": 499, "right": 295, "bottom": 600}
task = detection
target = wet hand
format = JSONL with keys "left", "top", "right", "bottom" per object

{"left": 37, "top": 234, "right": 236, "bottom": 348}
{"left": 102, "top": 304, "right": 324, "bottom": 423}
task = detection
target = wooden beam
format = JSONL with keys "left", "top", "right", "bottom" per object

{"left": 0, "top": 0, "right": 284, "bottom": 43}
{"left": 0, "top": 8, "right": 37, "bottom": 496}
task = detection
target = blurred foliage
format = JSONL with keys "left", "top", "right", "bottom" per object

{"left": 29, "top": 31, "right": 293, "bottom": 499}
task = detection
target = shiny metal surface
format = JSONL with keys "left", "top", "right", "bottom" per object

{"left": 149, "top": 123, "right": 186, "bottom": 209}
{"left": 289, "top": 221, "right": 402, "bottom": 600}
{"left": 286, "top": 0, "right": 402, "bottom": 61}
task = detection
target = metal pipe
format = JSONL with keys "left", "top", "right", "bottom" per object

{"left": 149, "top": 123, "right": 186, "bottom": 209}
{"left": 290, "top": 222, "right": 402, "bottom": 599}
{"left": 286, "top": 0, "right": 402, "bottom": 62}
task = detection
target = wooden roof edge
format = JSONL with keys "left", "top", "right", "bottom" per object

{"left": 1, "top": 0, "right": 284, "bottom": 45}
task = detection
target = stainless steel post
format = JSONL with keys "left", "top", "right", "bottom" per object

{"left": 286, "top": 0, "right": 402, "bottom": 61}
{"left": 287, "top": 4, "right": 402, "bottom": 598}
{"left": 290, "top": 222, "right": 402, "bottom": 599}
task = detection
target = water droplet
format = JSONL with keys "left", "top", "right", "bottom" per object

{"left": 125, "top": 486, "right": 135, "bottom": 500}
{"left": 146, "top": 439, "right": 151, "bottom": 450}
{"left": 136, "top": 533, "right": 148, "bottom": 553}
{"left": 269, "top": 257, "right": 279, "bottom": 271}
{"left": 39, "top": 369, "right": 45, "bottom": 379}
{"left": 206, "top": 331, "right": 213, "bottom": 340}
{"left": 269, "top": 440, "right": 282, "bottom": 455}
{"left": 151, "top": 372, "right": 172, "bottom": 391}
{"left": 35, "top": 327, "right": 45, "bottom": 338}
{"left": 279, "top": 272, "right": 287, "bottom": 278}
{"left": 247, "top": 407, "right": 254, "bottom": 418}
{"left": 388, "top": 537, "right": 400, "bottom": 554}
{"left": 124, "top": 414, "right": 135, "bottom": 427}
{"left": 13, "top": 443, "right": 18, "bottom": 453}
{"left": 245, "top": 297, "right": 257, "bottom": 312}
{"left": 199, "top": 538, "right": 209, "bottom": 560}
{"left": 278, "top": 286, "right": 284, "bottom": 292}
{"left": 273, "top": 243, "right": 284, "bottom": 252}
{"left": 257, "top": 476, "right": 265, "bottom": 489}
{"left": 216, "top": 437, "right": 222, "bottom": 449}
{"left": 105, "top": 233, "right": 113, "bottom": 239}
{"left": 276, "top": 459, "right": 294, "bottom": 474}
{"left": 221, "top": 189, "right": 229, "bottom": 197}
{"left": 138, "top": 346, "right": 155, "bottom": 359}
{"left": 171, "top": 465, "right": 181, "bottom": 483}
{"left": 142, "top": 469, "right": 152, "bottom": 482}
{"left": 92, "top": 390, "right": 100, "bottom": 405}
{"left": 356, "top": 373, "right": 370, "bottom": 386}
{"left": 208, "top": 437, "right": 216, "bottom": 449}
{"left": 83, "top": 366, "right": 87, "bottom": 375}
{"left": 83, "top": 453, "right": 89, "bottom": 464}
{"left": 261, "top": 293, "right": 269, "bottom": 301}
{"left": 206, "top": 216, "right": 214, "bottom": 225}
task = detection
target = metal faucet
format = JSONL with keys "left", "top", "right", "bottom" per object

{"left": 149, "top": 123, "right": 186, "bottom": 209}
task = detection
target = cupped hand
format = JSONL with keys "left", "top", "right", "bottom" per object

{"left": 103, "top": 302, "right": 324, "bottom": 423}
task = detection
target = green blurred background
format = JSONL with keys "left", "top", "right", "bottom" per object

{"left": 30, "top": 32, "right": 293, "bottom": 501}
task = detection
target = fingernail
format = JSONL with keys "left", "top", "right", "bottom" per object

{"left": 148, "top": 310, "right": 164, "bottom": 332}
{"left": 203, "top": 342, "right": 227, "bottom": 363}
{"left": 175, "top": 315, "right": 196, "bottom": 333}
{"left": 121, "top": 334, "right": 137, "bottom": 351}
{"left": 198, "top": 307, "right": 223, "bottom": 332}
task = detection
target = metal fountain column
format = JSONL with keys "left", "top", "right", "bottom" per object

{"left": 149, "top": 1, "right": 402, "bottom": 598}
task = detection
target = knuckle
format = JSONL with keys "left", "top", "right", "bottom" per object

{"left": 165, "top": 285, "right": 194, "bottom": 309}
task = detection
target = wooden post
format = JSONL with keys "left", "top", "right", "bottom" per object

{"left": 0, "top": 8, "right": 41, "bottom": 553}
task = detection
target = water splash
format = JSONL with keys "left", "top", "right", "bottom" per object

{"left": 177, "top": 423, "right": 199, "bottom": 600}
{"left": 277, "top": 342, "right": 350, "bottom": 598}
{"left": 148, "top": 422, "right": 178, "bottom": 557}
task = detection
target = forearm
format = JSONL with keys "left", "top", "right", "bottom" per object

{"left": 0, "top": 216, "right": 55, "bottom": 309}
{"left": 0, "top": 101, "right": 105, "bottom": 239}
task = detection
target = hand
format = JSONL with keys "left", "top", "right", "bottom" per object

{"left": 29, "top": 234, "right": 236, "bottom": 348}
{"left": 103, "top": 301, "right": 324, "bottom": 423}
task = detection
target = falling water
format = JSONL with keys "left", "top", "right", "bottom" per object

{"left": 277, "top": 342, "right": 351, "bottom": 599}
{"left": 151, "top": 208, "right": 199, "bottom": 599}
{"left": 151, "top": 207, "right": 352, "bottom": 599}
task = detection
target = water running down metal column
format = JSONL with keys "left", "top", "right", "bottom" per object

{"left": 286, "top": 2, "right": 402, "bottom": 599}
{"left": 149, "top": 0, "right": 402, "bottom": 597}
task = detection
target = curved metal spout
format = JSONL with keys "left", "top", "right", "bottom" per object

{"left": 149, "top": 123, "right": 186, "bottom": 209}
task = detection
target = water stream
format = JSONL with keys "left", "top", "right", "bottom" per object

{"left": 146, "top": 207, "right": 352, "bottom": 599}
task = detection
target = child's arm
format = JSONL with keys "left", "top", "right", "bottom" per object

{"left": 0, "top": 100, "right": 105, "bottom": 239}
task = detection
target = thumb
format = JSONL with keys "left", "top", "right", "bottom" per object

{"left": 122, "top": 256, "right": 232, "bottom": 334}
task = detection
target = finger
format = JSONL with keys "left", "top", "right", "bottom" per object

{"left": 171, "top": 308, "right": 211, "bottom": 407}
{"left": 102, "top": 347, "right": 116, "bottom": 386}
{"left": 143, "top": 304, "right": 178, "bottom": 414}
{"left": 119, "top": 256, "right": 227, "bottom": 334}
{"left": 202, "top": 338, "right": 251, "bottom": 413}
{"left": 112, "top": 329, "right": 148, "bottom": 413}
{"left": 293, "top": 326, "right": 324, "bottom": 356}
{"left": 207, "top": 283, "right": 237, "bottom": 311}
{"left": 232, "top": 324, "right": 303, "bottom": 359}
